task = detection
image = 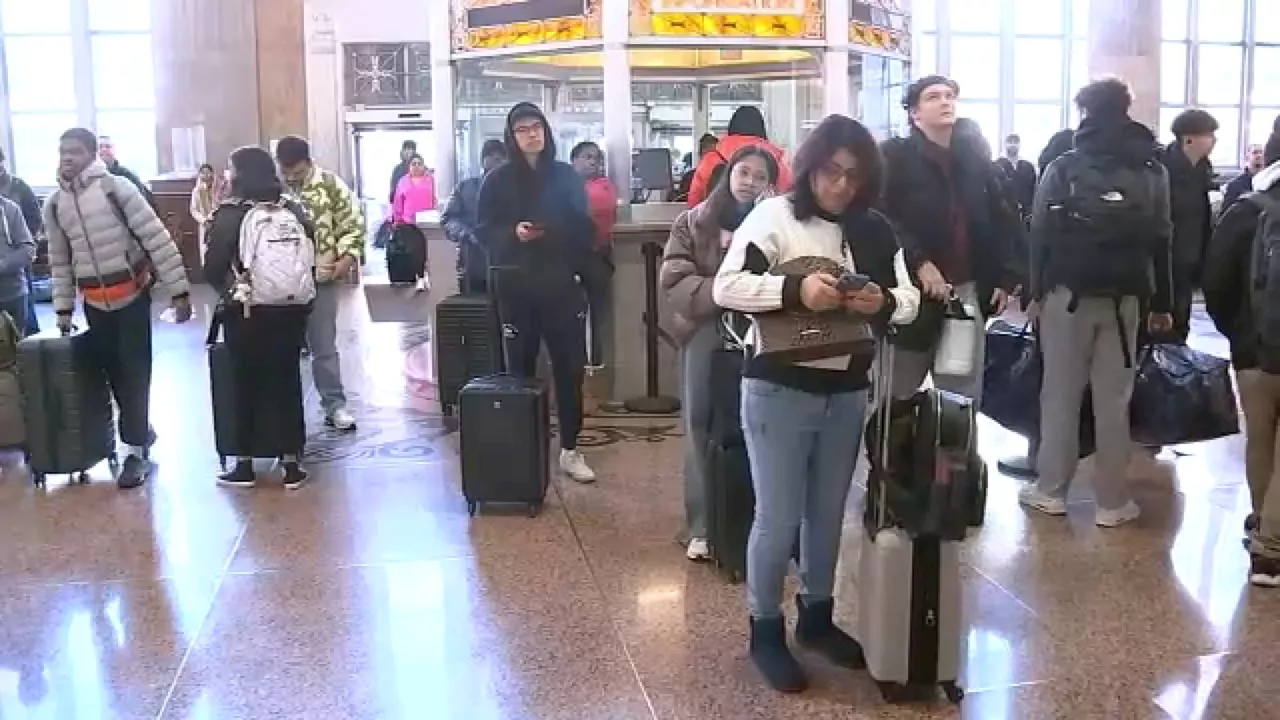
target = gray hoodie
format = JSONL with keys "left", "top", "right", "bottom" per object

{"left": 0, "top": 196, "right": 33, "bottom": 303}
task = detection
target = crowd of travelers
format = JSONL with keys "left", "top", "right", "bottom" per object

{"left": 2, "top": 69, "right": 1276, "bottom": 696}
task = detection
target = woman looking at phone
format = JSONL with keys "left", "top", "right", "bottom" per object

{"left": 661, "top": 145, "right": 780, "bottom": 562}
{"left": 712, "top": 115, "right": 920, "bottom": 693}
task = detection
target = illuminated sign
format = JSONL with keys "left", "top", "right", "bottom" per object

{"left": 636, "top": 0, "right": 823, "bottom": 38}
{"left": 452, "top": 0, "right": 601, "bottom": 51}
{"left": 849, "top": 0, "right": 908, "bottom": 55}
{"left": 650, "top": 0, "right": 805, "bottom": 14}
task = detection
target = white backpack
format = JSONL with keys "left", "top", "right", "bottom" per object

{"left": 234, "top": 202, "right": 316, "bottom": 307}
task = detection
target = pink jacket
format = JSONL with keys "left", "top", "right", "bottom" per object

{"left": 393, "top": 173, "right": 437, "bottom": 224}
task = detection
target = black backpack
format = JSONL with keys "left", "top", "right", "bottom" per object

{"left": 1044, "top": 150, "right": 1162, "bottom": 301}
{"left": 1248, "top": 193, "right": 1280, "bottom": 369}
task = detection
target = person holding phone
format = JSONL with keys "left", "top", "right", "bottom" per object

{"left": 661, "top": 145, "right": 780, "bottom": 562}
{"left": 713, "top": 115, "right": 919, "bottom": 693}
{"left": 476, "top": 102, "right": 598, "bottom": 484}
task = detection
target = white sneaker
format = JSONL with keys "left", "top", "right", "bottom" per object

{"left": 1019, "top": 486, "right": 1068, "bottom": 516}
{"left": 559, "top": 449, "right": 596, "bottom": 484}
{"left": 686, "top": 537, "right": 710, "bottom": 561}
{"left": 415, "top": 276, "right": 430, "bottom": 293}
{"left": 1096, "top": 500, "right": 1141, "bottom": 528}
{"left": 326, "top": 408, "right": 357, "bottom": 432}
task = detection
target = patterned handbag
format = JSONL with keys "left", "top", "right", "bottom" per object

{"left": 750, "top": 256, "right": 876, "bottom": 363}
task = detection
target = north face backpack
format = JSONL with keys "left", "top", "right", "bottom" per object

{"left": 1247, "top": 193, "right": 1280, "bottom": 370}
{"left": 1045, "top": 150, "right": 1161, "bottom": 299}
{"left": 234, "top": 202, "right": 316, "bottom": 307}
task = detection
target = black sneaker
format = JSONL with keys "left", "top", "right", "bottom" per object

{"left": 1250, "top": 555, "right": 1280, "bottom": 588}
{"left": 115, "top": 455, "right": 151, "bottom": 489}
{"left": 282, "top": 462, "right": 309, "bottom": 490}
{"left": 217, "top": 460, "right": 256, "bottom": 488}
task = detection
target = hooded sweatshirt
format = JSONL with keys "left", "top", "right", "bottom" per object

{"left": 475, "top": 102, "right": 593, "bottom": 302}
{"left": 686, "top": 107, "right": 792, "bottom": 207}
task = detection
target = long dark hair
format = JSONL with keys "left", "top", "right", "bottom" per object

{"left": 790, "top": 115, "right": 883, "bottom": 220}
{"left": 229, "top": 146, "right": 283, "bottom": 203}
{"left": 703, "top": 145, "right": 780, "bottom": 230}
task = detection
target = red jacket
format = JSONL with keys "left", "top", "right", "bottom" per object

{"left": 687, "top": 135, "right": 792, "bottom": 207}
{"left": 584, "top": 176, "right": 617, "bottom": 248}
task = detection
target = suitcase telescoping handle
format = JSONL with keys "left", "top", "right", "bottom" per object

{"left": 871, "top": 338, "right": 896, "bottom": 531}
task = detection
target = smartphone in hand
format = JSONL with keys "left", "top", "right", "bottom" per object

{"left": 836, "top": 271, "right": 871, "bottom": 293}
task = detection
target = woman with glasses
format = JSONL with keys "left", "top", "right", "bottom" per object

{"left": 712, "top": 115, "right": 919, "bottom": 693}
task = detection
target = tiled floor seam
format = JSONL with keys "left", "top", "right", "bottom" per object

{"left": 153, "top": 521, "right": 249, "bottom": 720}
{"left": 551, "top": 478, "right": 663, "bottom": 720}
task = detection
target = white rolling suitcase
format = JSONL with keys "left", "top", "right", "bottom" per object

{"left": 858, "top": 341, "right": 966, "bottom": 705}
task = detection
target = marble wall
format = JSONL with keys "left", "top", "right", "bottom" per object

{"left": 151, "top": 0, "right": 307, "bottom": 174}
{"left": 1087, "top": 0, "right": 1160, "bottom": 130}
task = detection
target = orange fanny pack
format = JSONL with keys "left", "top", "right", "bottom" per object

{"left": 81, "top": 268, "right": 152, "bottom": 305}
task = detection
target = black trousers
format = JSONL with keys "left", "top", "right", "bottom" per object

{"left": 224, "top": 305, "right": 309, "bottom": 457}
{"left": 1170, "top": 264, "right": 1197, "bottom": 345}
{"left": 500, "top": 291, "right": 587, "bottom": 451}
{"left": 83, "top": 290, "right": 152, "bottom": 448}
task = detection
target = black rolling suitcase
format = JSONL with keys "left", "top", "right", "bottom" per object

{"left": 206, "top": 314, "right": 291, "bottom": 468}
{"left": 435, "top": 268, "right": 504, "bottom": 417}
{"left": 706, "top": 338, "right": 753, "bottom": 582}
{"left": 18, "top": 328, "right": 117, "bottom": 487}
{"left": 386, "top": 224, "right": 418, "bottom": 284}
{"left": 459, "top": 374, "right": 550, "bottom": 516}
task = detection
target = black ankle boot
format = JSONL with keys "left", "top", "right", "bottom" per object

{"left": 749, "top": 616, "right": 808, "bottom": 693}
{"left": 795, "top": 595, "right": 865, "bottom": 669}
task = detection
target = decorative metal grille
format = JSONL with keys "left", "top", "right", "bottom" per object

{"left": 344, "top": 43, "right": 433, "bottom": 107}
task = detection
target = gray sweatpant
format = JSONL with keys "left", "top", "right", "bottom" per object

{"left": 1034, "top": 288, "right": 1139, "bottom": 511}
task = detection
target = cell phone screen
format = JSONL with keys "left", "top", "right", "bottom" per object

{"left": 837, "top": 273, "right": 871, "bottom": 292}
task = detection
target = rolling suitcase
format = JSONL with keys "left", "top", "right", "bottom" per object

{"left": 707, "top": 336, "right": 752, "bottom": 582}
{"left": 859, "top": 342, "right": 965, "bottom": 705}
{"left": 206, "top": 314, "right": 292, "bottom": 468}
{"left": 459, "top": 374, "right": 550, "bottom": 516}
{"left": 435, "top": 267, "right": 505, "bottom": 417}
{"left": 386, "top": 224, "right": 418, "bottom": 284}
{"left": 18, "top": 328, "right": 117, "bottom": 487}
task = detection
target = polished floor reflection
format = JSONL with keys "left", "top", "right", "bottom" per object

{"left": 0, "top": 289, "right": 1277, "bottom": 719}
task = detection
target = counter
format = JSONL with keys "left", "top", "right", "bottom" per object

{"left": 395, "top": 204, "right": 686, "bottom": 405}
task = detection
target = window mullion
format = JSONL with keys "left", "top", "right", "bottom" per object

{"left": 998, "top": 0, "right": 1015, "bottom": 141}
{"left": 1242, "top": 0, "right": 1257, "bottom": 147}
{"left": 0, "top": 11, "right": 11, "bottom": 170}
{"left": 70, "top": 0, "right": 95, "bottom": 128}
{"left": 937, "top": 0, "right": 951, "bottom": 76}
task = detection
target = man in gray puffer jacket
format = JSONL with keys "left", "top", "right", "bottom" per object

{"left": 43, "top": 128, "right": 192, "bottom": 489}
{"left": 0, "top": 196, "right": 34, "bottom": 335}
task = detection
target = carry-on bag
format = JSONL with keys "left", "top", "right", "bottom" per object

{"left": 18, "top": 328, "right": 117, "bottom": 487}
{"left": 858, "top": 340, "right": 965, "bottom": 705}
{"left": 435, "top": 268, "right": 506, "bottom": 417}
{"left": 206, "top": 313, "right": 293, "bottom": 468}
{"left": 459, "top": 373, "right": 550, "bottom": 517}
{"left": 386, "top": 224, "right": 419, "bottom": 284}
{"left": 0, "top": 310, "right": 25, "bottom": 448}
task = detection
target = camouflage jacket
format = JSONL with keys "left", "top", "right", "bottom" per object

{"left": 288, "top": 166, "right": 365, "bottom": 262}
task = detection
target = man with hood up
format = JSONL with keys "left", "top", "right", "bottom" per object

{"left": 686, "top": 106, "right": 792, "bottom": 207}
{"left": 475, "top": 102, "right": 598, "bottom": 484}
{"left": 1019, "top": 78, "right": 1173, "bottom": 528}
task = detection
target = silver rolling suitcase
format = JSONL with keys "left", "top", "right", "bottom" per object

{"left": 858, "top": 342, "right": 965, "bottom": 705}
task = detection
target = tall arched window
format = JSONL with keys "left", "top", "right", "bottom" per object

{"left": 0, "top": 0, "right": 155, "bottom": 188}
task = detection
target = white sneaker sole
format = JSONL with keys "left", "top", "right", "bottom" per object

{"left": 1249, "top": 573, "right": 1280, "bottom": 588}
{"left": 1019, "top": 497, "right": 1067, "bottom": 516}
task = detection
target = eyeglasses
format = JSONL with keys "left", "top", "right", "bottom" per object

{"left": 817, "top": 162, "right": 859, "bottom": 186}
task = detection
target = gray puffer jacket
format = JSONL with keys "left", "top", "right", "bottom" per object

{"left": 0, "top": 197, "right": 34, "bottom": 303}
{"left": 43, "top": 160, "right": 189, "bottom": 314}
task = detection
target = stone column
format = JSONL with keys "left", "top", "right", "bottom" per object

{"left": 1088, "top": 0, "right": 1161, "bottom": 130}
{"left": 151, "top": 0, "right": 261, "bottom": 172}
{"left": 254, "top": 0, "right": 309, "bottom": 144}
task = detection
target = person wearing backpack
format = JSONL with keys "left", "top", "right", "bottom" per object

{"left": 44, "top": 128, "right": 193, "bottom": 489}
{"left": 0, "top": 195, "right": 34, "bottom": 336}
{"left": 1204, "top": 130, "right": 1280, "bottom": 586}
{"left": 1019, "top": 79, "right": 1174, "bottom": 528}
{"left": 686, "top": 107, "right": 792, "bottom": 207}
{"left": 204, "top": 146, "right": 316, "bottom": 489}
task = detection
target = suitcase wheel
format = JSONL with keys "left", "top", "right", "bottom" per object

{"left": 31, "top": 471, "right": 45, "bottom": 489}
{"left": 941, "top": 682, "right": 964, "bottom": 704}
{"left": 74, "top": 472, "right": 90, "bottom": 485}
{"left": 877, "top": 681, "right": 908, "bottom": 704}
{"left": 108, "top": 453, "right": 120, "bottom": 474}
{"left": 527, "top": 502, "right": 542, "bottom": 518}
{"left": 219, "top": 456, "right": 227, "bottom": 472}
{"left": 466, "top": 501, "right": 477, "bottom": 516}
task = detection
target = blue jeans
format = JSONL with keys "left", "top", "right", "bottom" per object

{"left": 741, "top": 378, "right": 868, "bottom": 618}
